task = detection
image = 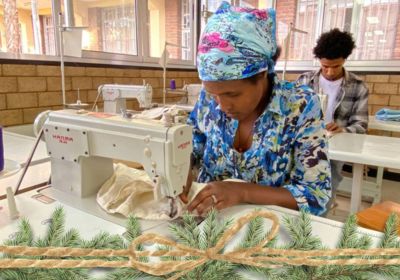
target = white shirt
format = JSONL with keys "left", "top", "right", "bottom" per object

{"left": 319, "top": 74, "right": 343, "bottom": 123}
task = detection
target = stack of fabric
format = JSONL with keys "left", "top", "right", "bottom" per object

{"left": 375, "top": 108, "right": 400, "bottom": 122}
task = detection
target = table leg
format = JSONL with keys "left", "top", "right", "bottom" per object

{"left": 350, "top": 163, "right": 364, "bottom": 214}
{"left": 374, "top": 166, "right": 384, "bottom": 204}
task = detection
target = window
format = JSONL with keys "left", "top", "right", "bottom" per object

{"left": 200, "top": 0, "right": 400, "bottom": 70}
{"left": 0, "top": 0, "right": 54, "bottom": 55}
{"left": 321, "top": 0, "right": 400, "bottom": 61}
{"left": 182, "top": 0, "right": 191, "bottom": 60}
{"left": 42, "top": 15, "right": 55, "bottom": 55}
{"left": 0, "top": 0, "right": 196, "bottom": 68}
{"left": 274, "top": 0, "right": 400, "bottom": 67}
{"left": 147, "top": 0, "right": 195, "bottom": 62}
{"left": 73, "top": 0, "right": 137, "bottom": 55}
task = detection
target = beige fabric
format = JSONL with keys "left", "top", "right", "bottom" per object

{"left": 96, "top": 164, "right": 206, "bottom": 220}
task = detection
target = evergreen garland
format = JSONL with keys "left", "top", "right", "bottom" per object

{"left": 1, "top": 207, "right": 399, "bottom": 280}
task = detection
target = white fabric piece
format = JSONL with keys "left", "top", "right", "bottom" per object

{"left": 319, "top": 74, "right": 343, "bottom": 123}
{"left": 131, "top": 106, "right": 187, "bottom": 120}
{"left": 96, "top": 164, "right": 206, "bottom": 220}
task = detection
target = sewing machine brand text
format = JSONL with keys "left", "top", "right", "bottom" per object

{"left": 178, "top": 141, "right": 190, "bottom": 150}
{"left": 52, "top": 134, "right": 74, "bottom": 144}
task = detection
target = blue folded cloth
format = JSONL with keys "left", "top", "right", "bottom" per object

{"left": 375, "top": 108, "right": 400, "bottom": 121}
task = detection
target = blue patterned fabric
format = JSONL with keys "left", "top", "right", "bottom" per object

{"left": 376, "top": 108, "right": 400, "bottom": 122}
{"left": 188, "top": 75, "right": 332, "bottom": 216}
{"left": 197, "top": 1, "right": 276, "bottom": 81}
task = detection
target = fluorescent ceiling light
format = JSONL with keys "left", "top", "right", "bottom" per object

{"left": 365, "top": 32, "right": 373, "bottom": 37}
{"left": 367, "top": 39, "right": 374, "bottom": 43}
{"left": 367, "top": 17, "right": 379, "bottom": 24}
{"left": 379, "top": 39, "right": 387, "bottom": 43}
{"left": 374, "top": 30, "right": 384, "bottom": 35}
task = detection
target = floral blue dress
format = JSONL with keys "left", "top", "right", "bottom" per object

{"left": 188, "top": 76, "right": 331, "bottom": 216}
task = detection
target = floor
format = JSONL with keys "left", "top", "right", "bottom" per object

{"left": 326, "top": 173, "right": 400, "bottom": 222}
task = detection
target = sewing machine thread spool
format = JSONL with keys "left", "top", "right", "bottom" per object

{"left": 170, "top": 79, "right": 176, "bottom": 90}
{"left": 6, "top": 187, "right": 19, "bottom": 219}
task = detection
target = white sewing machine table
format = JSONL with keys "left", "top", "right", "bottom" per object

{"left": 369, "top": 115, "right": 400, "bottom": 133}
{"left": 329, "top": 133, "right": 400, "bottom": 213}
{"left": 0, "top": 188, "right": 383, "bottom": 250}
{"left": 0, "top": 132, "right": 51, "bottom": 197}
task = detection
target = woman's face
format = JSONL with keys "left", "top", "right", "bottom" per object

{"left": 203, "top": 74, "right": 268, "bottom": 121}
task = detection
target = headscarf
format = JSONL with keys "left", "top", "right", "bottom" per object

{"left": 197, "top": 1, "right": 277, "bottom": 81}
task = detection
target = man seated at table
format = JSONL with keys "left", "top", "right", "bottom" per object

{"left": 296, "top": 28, "right": 369, "bottom": 211}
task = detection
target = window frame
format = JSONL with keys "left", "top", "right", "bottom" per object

{"left": 270, "top": 0, "right": 400, "bottom": 72}
{"left": 0, "top": 0, "right": 198, "bottom": 69}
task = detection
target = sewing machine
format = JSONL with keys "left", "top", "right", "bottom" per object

{"left": 39, "top": 109, "right": 192, "bottom": 225}
{"left": 100, "top": 83, "right": 153, "bottom": 113}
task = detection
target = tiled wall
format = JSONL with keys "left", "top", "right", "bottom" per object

{"left": 0, "top": 63, "right": 399, "bottom": 137}
{"left": 0, "top": 63, "right": 200, "bottom": 126}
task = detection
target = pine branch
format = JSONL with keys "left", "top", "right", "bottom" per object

{"left": 200, "top": 209, "right": 231, "bottom": 250}
{"left": 39, "top": 206, "right": 66, "bottom": 247}
{"left": 169, "top": 211, "right": 201, "bottom": 248}
{"left": 237, "top": 216, "right": 265, "bottom": 249}
{"left": 81, "top": 232, "right": 125, "bottom": 250}
{"left": 100, "top": 268, "right": 161, "bottom": 280}
{"left": 380, "top": 213, "right": 400, "bottom": 249}
{"left": 123, "top": 215, "right": 148, "bottom": 263}
{"left": 174, "top": 210, "right": 237, "bottom": 280}
{"left": 237, "top": 264, "right": 282, "bottom": 279}
{"left": 365, "top": 265, "right": 400, "bottom": 279}
{"left": 35, "top": 268, "right": 89, "bottom": 280}
{"left": 283, "top": 210, "right": 322, "bottom": 250}
{"left": 2, "top": 207, "right": 400, "bottom": 280}
{"left": 310, "top": 214, "right": 374, "bottom": 279}
{"left": 0, "top": 208, "right": 89, "bottom": 279}
{"left": 124, "top": 215, "right": 142, "bottom": 244}
{"left": 59, "top": 229, "right": 81, "bottom": 248}
{"left": 0, "top": 269, "right": 29, "bottom": 280}
{"left": 3, "top": 218, "right": 33, "bottom": 247}
{"left": 337, "top": 215, "right": 371, "bottom": 249}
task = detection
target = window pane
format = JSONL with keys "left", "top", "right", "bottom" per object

{"left": 276, "top": 0, "right": 318, "bottom": 61}
{"left": 200, "top": 1, "right": 274, "bottom": 33}
{"left": 0, "top": 0, "right": 54, "bottom": 55}
{"left": 323, "top": 0, "right": 400, "bottom": 60}
{"left": 73, "top": 0, "right": 137, "bottom": 55}
{"left": 235, "top": 0, "right": 273, "bottom": 8}
{"left": 148, "top": 0, "right": 193, "bottom": 60}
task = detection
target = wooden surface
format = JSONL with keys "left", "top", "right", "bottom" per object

{"left": 356, "top": 201, "right": 400, "bottom": 234}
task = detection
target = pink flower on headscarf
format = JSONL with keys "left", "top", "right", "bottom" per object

{"left": 232, "top": 7, "right": 268, "bottom": 19}
{"left": 251, "top": 10, "right": 268, "bottom": 19}
{"left": 198, "top": 32, "right": 234, "bottom": 54}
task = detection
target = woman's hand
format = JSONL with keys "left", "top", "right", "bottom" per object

{"left": 187, "top": 181, "right": 246, "bottom": 216}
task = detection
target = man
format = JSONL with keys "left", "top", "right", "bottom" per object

{"left": 297, "top": 28, "right": 368, "bottom": 134}
{"left": 296, "top": 28, "right": 369, "bottom": 211}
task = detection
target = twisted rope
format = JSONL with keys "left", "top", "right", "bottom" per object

{"left": 1, "top": 210, "right": 400, "bottom": 280}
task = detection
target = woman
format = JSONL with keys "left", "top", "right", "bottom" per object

{"left": 182, "top": 2, "right": 331, "bottom": 216}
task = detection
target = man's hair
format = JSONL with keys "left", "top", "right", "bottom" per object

{"left": 313, "top": 28, "right": 356, "bottom": 59}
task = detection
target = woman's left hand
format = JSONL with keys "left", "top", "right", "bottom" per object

{"left": 187, "top": 181, "right": 245, "bottom": 216}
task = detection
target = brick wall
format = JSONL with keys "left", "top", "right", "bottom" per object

{"left": 0, "top": 63, "right": 200, "bottom": 126}
{"left": 0, "top": 63, "right": 399, "bottom": 137}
